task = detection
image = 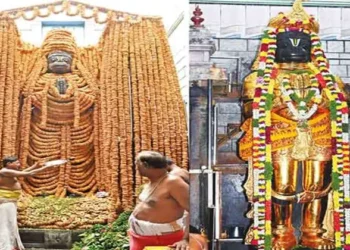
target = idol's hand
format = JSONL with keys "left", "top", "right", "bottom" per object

{"left": 296, "top": 191, "right": 316, "bottom": 203}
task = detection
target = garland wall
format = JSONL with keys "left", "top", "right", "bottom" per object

{"left": 0, "top": 7, "right": 188, "bottom": 216}
{"left": 97, "top": 19, "right": 188, "bottom": 210}
{"left": 0, "top": 18, "right": 21, "bottom": 157}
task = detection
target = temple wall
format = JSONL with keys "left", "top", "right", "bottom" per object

{"left": 189, "top": 3, "right": 350, "bottom": 83}
{"left": 189, "top": 3, "right": 350, "bottom": 40}
{"left": 15, "top": 17, "right": 103, "bottom": 46}
{"left": 213, "top": 38, "right": 350, "bottom": 83}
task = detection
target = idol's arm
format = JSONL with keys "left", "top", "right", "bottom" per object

{"left": 242, "top": 72, "right": 257, "bottom": 119}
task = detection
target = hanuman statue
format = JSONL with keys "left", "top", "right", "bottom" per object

{"left": 239, "top": 0, "right": 350, "bottom": 249}
{"left": 19, "top": 30, "right": 97, "bottom": 197}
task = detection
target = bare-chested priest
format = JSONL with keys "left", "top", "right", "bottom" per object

{"left": 0, "top": 156, "right": 59, "bottom": 250}
{"left": 129, "top": 151, "right": 189, "bottom": 250}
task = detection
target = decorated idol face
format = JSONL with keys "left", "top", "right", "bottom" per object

{"left": 275, "top": 31, "right": 311, "bottom": 63}
{"left": 47, "top": 51, "right": 72, "bottom": 74}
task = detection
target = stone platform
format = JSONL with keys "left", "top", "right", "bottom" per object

{"left": 20, "top": 229, "right": 83, "bottom": 249}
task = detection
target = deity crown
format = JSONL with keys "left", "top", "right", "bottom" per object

{"left": 268, "top": 0, "right": 319, "bottom": 33}
{"left": 41, "top": 29, "right": 77, "bottom": 57}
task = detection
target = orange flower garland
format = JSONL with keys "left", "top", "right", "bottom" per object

{"left": 0, "top": 2, "right": 188, "bottom": 228}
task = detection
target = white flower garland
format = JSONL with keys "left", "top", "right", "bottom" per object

{"left": 280, "top": 75, "right": 322, "bottom": 121}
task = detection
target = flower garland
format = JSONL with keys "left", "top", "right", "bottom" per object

{"left": 130, "top": 22, "right": 142, "bottom": 188}
{"left": 121, "top": 21, "right": 133, "bottom": 210}
{"left": 280, "top": 73, "right": 322, "bottom": 122}
{"left": 98, "top": 21, "right": 113, "bottom": 194}
{"left": 155, "top": 20, "right": 188, "bottom": 167}
{"left": 251, "top": 27, "right": 350, "bottom": 249}
{"left": 307, "top": 32, "right": 350, "bottom": 249}
{"left": 0, "top": 18, "right": 21, "bottom": 156}
{"left": 251, "top": 27, "right": 276, "bottom": 249}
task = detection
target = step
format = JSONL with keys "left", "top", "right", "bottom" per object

{"left": 20, "top": 229, "right": 83, "bottom": 249}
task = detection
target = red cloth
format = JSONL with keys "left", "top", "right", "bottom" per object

{"left": 129, "top": 229, "right": 184, "bottom": 250}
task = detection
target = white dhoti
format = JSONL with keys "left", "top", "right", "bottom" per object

{"left": 0, "top": 190, "right": 25, "bottom": 250}
{"left": 128, "top": 214, "right": 184, "bottom": 236}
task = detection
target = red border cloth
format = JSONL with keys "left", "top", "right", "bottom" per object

{"left": 129, "top": 229, "right": 184, "bottom": 250}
